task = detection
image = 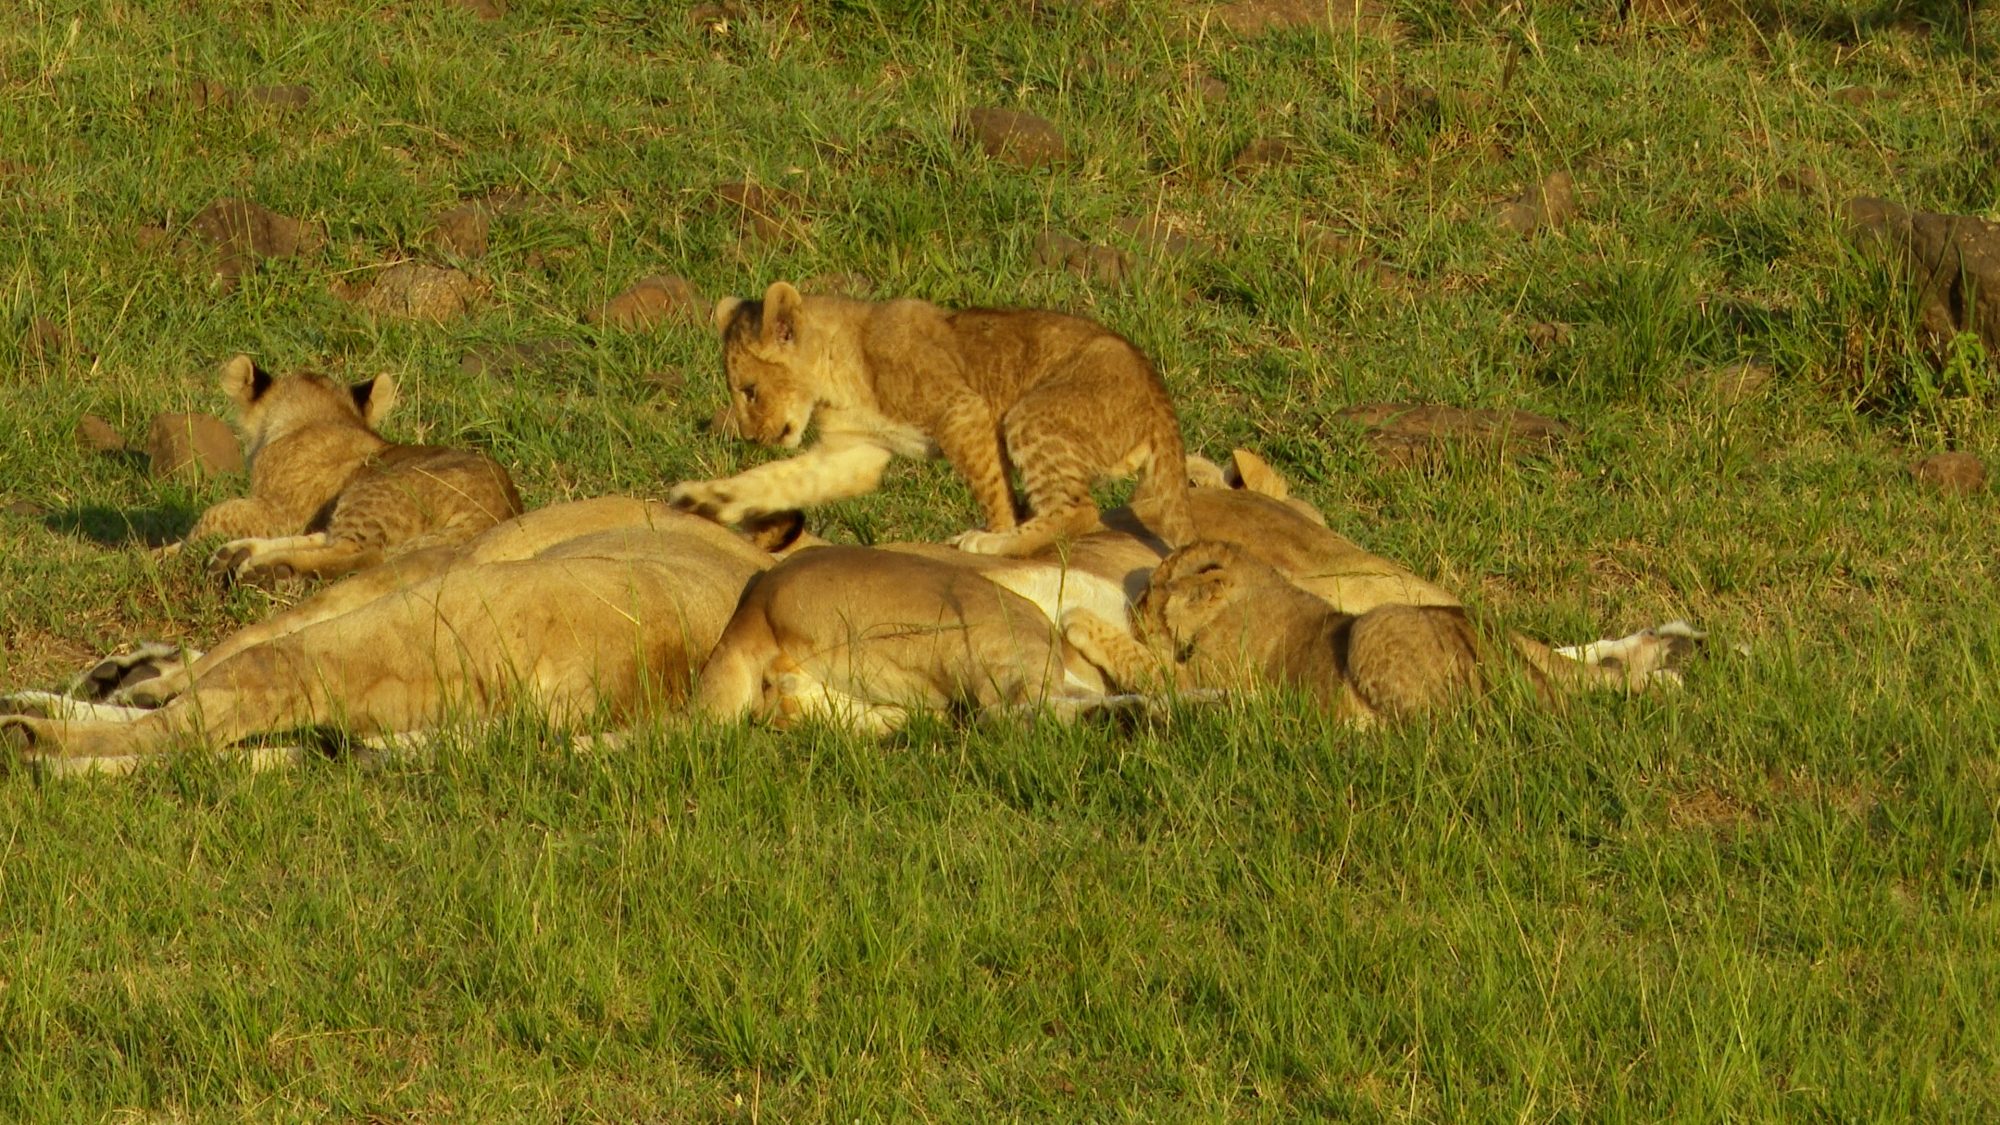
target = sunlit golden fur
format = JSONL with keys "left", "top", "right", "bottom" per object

{"left": 3, "top": 500, "right": 786, "bottom": 771}
{"left": 179, "top": 354, "right": 523, "bottom": 585}
{"left": 668, "top": 281, "right": 1193, "bottom": 557}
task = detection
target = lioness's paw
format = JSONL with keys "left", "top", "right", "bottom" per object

{"left": 75, "top": 642, "right": 190, "bottom": 704}
{"left": 1, "top": 717, "right": 43, "bottom": 764}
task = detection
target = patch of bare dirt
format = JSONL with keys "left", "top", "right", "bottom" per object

{"left": 337, "top": 263, "right": 485, "bottom": 322}
{"left": 145, "top": 413, "right": 241, "bottom": 479}
{"left": 587, "top": 275, "right": 703, "bottom": 331}
{"left": 1846, "top": 197, "right": 2000, "bottom": 356}
{"left": 1230, "top": 136, "right": 1297, "bottom": 172}
{"left": 1667, "top": 787, "right": 1758, "bottom": 831}
{"left": 1909, "top": 451, "right": 1986, "bottom": 494}
{"left": 23, "top": 316, "right": 72, "bottom": 362}
{"left": 1034, "top": 231, "right": 1130, "bottom": 285}
{"left": 710, "top": 181, "right": 805, "bottom": 243}
{"left": 1370, "top": 80, "right": 1440, "bottom": 135}
{"left": 962, "top": 108, "right": 1069, "bottom": 169}
{"left": 76, "top": 415, "right": 125, "bottom": 453}
{"left": 428, "top": 202, "right": 491, "bottom": 258}
{"left": 1336, "top": 402, "right": 1575, "bottom": 467}
{"left": 1496, "top": 172, "right": 1577, "bottom": 236}
{"left": 188, "top": 197, "right": 321, "bottom": 288}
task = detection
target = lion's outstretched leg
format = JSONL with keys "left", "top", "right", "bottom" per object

{"left": 670, "top": 441, "right": 894, "bottom": 526}
{"left": 0, "top": 692, "right": 156, "bottom": 723}
{"left": 1534, "top": 622, "right": 1705, "bottom": 693}
{"left": 118, "top": 545, "right": 466, "bottom": 708}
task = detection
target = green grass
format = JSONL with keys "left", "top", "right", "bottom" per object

{"left": 5, "top": 0, "right": 2000, "bottom": 1117}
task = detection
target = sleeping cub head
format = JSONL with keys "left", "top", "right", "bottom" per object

{"left": 711, "top": 280, "right": 823, "bottom": 450}
{"left": 217, "top": 354, "right": 396, "bottom": 458}
{"left": 1132, "top": 540, "right": 1289, "bottom": 657}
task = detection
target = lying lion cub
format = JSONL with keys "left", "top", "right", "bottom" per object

{"left": 175, "top": 354, "right": 523, "bottom": 586}
{"left": 3, "top": 500, "right": 787, "bottom": 772}
{"left": 1062, "top": 539, "right": 1697, "bottom": 724}
{"left": 668, "top": 281, "right": 1194, "bottom": 556}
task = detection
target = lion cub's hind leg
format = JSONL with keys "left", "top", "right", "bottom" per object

{"left": 1342, "top": 605, "right": 1485, "bottom": 721}
{"left": 953, "top": 412, "right": 1101, "bottom": 557}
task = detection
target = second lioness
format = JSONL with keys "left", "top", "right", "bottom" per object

{"left": 669, "top": 281, "right": 1194, "bottom": 556}
{"left": 178, "top": 354, "right": 523, "bottom": 585}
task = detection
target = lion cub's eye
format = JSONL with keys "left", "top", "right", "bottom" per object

{"left": 740, "top": 384, "right": 758, "bottom": 403}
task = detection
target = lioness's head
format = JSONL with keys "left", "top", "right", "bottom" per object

{"left": 1184, "top": 448, "right": 1329, "bottom": 527}
{"left": 1132, "top": 540, "right": 1282, "bottom": 656}
{"left": 711, "top": 280, "right": 819, "bottom": 449}
{"left": 218, "top": 354, "right": 396, "bottom": 458}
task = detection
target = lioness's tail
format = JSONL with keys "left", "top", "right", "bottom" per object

{"left": 1132, "top": 414, "right": 1195, "bottom": 547}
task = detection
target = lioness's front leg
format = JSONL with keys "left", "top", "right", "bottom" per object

{"left": 669, "top": 440, "right": 893, "bottom": 525}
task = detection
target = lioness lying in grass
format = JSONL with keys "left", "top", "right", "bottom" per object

{"left": 2, "top": 452, "right": 1694, "bottom": 767}
{"left": 2, "top": 499, "right": 792, "bottom": 773}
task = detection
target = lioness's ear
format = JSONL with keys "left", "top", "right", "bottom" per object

{"left": 351, "top": 372, "right": 398, "bottom": 428}
{"left": 761, "top": 280, "right": 802, "bottom": 347}
{"left": 741, "top": 509, "right": 811, "bottom": 555}
{"left": 218, "top": 354, "right": 272, "bottom": 408}
{"left": 1226, "top": 449, "right": 1290, "bottom": 500}
{"left": 713, "top": 295, "right": 744, "bottom": 335}
{"left": 1184, "top": 454, "right": 1227, "bottom": 490}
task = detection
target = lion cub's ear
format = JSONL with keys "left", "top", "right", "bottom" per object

{"left": 218, "top": 354, "right": 272, "bottom": 409}
{"left": 760, "top": 280, "right": 803, "bottom": 347}
{"left": 1226, "top": 449, "right": 1291, "bottom": 500}
{"left": 713, "top": 295, "right": 744, "bottom": 335}
{"left": 350, "top": 373, "right": 399, "bottom": 428}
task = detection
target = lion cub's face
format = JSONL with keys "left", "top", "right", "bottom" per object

{"left": 218, "top": 354, "right": 396, "bottom": 458}
{"left": 712, "top": 281, "right": 820, "bottom": 450}
{"left": 1133, "top": 540, "right": 1278, "bottom": 657}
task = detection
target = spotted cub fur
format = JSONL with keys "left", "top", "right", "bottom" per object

{"left": 180, "top": 354, "right": 523, "bottom": 585}
{"left": 669, "top": 281, "right": 1194, "bottom": 557}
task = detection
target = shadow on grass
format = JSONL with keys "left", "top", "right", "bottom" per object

{"left": 45, "top": 503, "right": 197, "bottom": 548}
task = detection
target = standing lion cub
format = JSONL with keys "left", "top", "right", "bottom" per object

{"left": 176, "top": 354, "right": 523, "bottom": 586}
{"left": 669, "top": 281, "right": 1194, "bottom": 556}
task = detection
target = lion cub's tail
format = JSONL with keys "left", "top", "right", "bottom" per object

{"left": 1131, "top": 416, "right": 1196, "bottom": 548}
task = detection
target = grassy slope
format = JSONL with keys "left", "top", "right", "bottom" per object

{"left": 3, "top": 0, "right": 1998, "bottom": 1118}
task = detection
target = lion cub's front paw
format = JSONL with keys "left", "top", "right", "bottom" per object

{"left": 950, "top": 528, "right": 1018, "bottom": 556}
{"left": 667, "top": 480, "right": 751, "bottom": 525}
{"left": 207, "top": 540, "right": 297, "bottom": 591}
